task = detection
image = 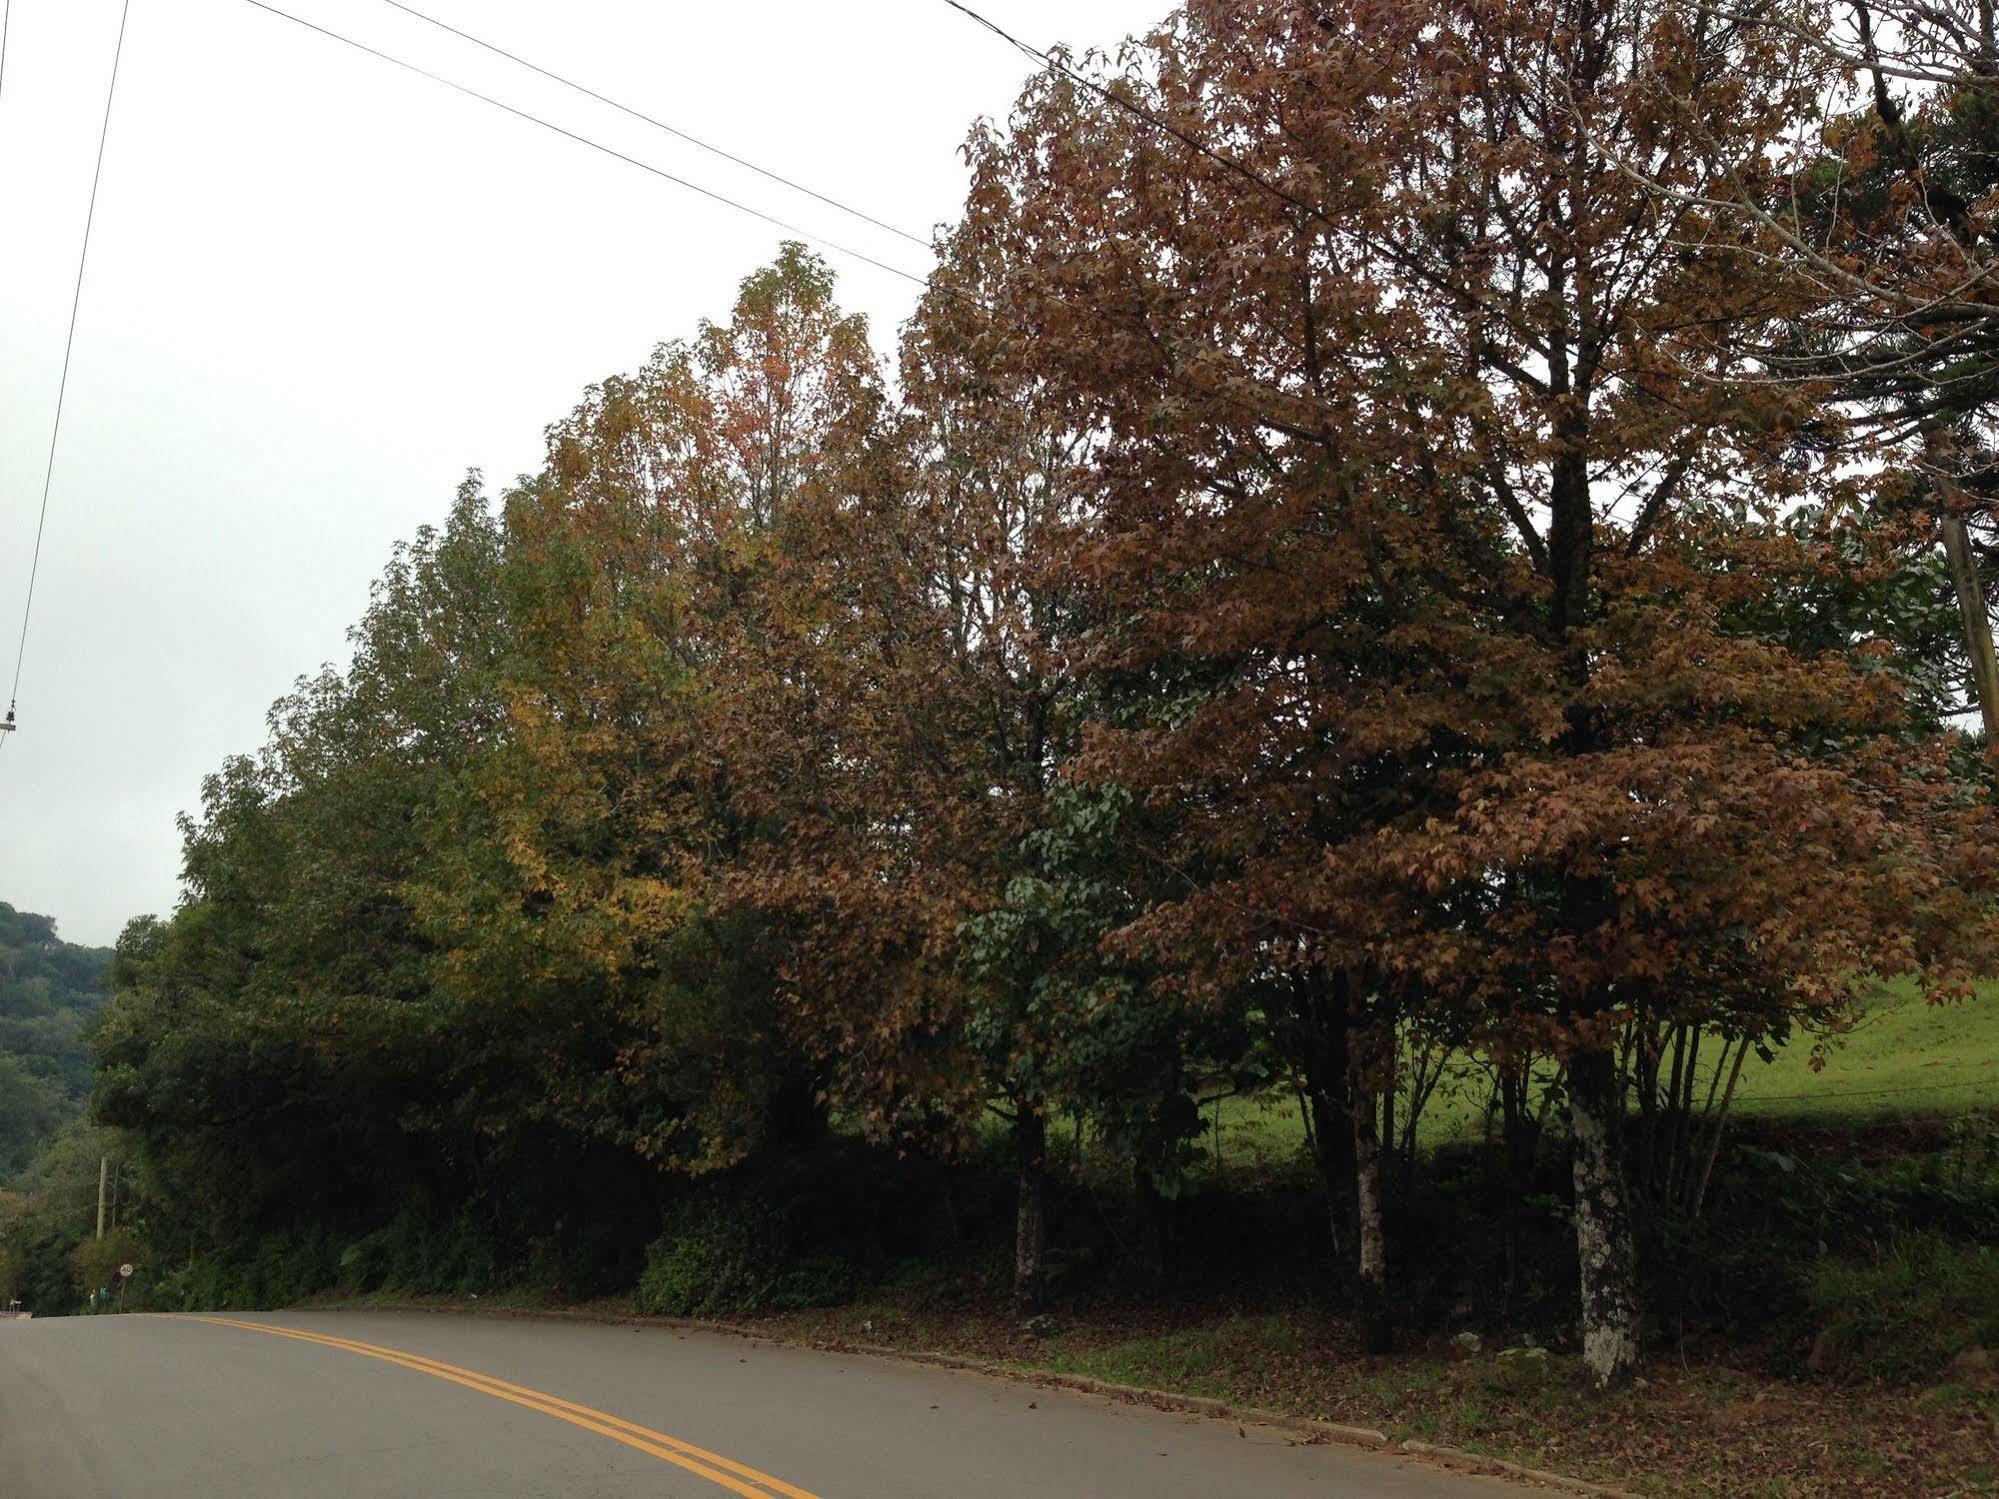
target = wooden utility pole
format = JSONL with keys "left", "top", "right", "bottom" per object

{"left": 95, "top": 1155, "right": 108, "bottom": 1240}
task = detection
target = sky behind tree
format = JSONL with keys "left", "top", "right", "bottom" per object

{"left": 0, "top": 0, "right": 1162, "bottom": 943}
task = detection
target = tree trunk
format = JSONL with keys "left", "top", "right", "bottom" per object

{"left": 1634, "top": 1024, "right": 1660, "bottom": 1203}
{"left": 1351, "top": 1056, "right": 1390, "bottom": 1353}
{"left": 1570, "top": 1049, "right": 1641, "bottom": 1385}
{"left": 1306, "top": 1078, "right": 1353, "bottom": 1255}
{"left": 1926, "top": 430, "right": 1999, "bottom": 740}
{"left": 1134, "top": 1157, "right": 1170, "bottom": 1283}
{"left": 1943, "top": 513, "right": 1999, "bottom": 741}
{"left": 1294, "top": 969, "right": 1355, "bottom": 1258}
{"left": 1012, "top": 1105, "right": 1048, "bottom": 1320}
{"left": 1688, "top": 1038, "right": 1750, "bottom": 1220}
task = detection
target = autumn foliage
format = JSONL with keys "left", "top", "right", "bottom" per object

{"left": 95, "top": 0, "right": 1998, "bottom": 1386}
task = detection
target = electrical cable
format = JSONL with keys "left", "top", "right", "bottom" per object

{"left": 373, "top": 0, "right": 931, "bottom": 250}
{"left": 5, "top": 0, "right": 137, "bottom": 750}
{"left": 239, "top": 0, "right": 931, "bottom": 290}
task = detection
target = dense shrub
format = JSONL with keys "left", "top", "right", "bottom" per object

{"left": 1799, "top": 1233, "right": 1999, "bottom": 1380}
{"left": 637, "top": 1195, "right": 854, "bottom": 1317}
{"left": 636, "top": 1141, "right": 987, "bottom": 1317}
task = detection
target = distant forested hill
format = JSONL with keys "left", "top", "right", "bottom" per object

{"left": 0, "top": 903, "right": 111, "bottom": 1180}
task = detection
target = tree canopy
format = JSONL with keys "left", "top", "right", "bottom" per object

{"left": 73, "top": 0, "right": 1999, "bottom": 1388}
{"left": 0, "top": 903, "right": 111, "bottom": 1182}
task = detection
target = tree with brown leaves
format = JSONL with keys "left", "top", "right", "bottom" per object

{"left": 952, "top": 0, "right": 1999, "bottom": 1381}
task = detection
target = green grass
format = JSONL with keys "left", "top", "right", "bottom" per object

{"left": 1192, "top": 979, "right": 1998, "bottom": 1179}
{"left": 1731, "top": 979, "right": 1999, "bottom": 1119}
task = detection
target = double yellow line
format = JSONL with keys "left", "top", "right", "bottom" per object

{"left": 188, "top": 1315, "right": 820, "bottom": 1499}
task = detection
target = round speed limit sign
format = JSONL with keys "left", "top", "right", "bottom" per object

{"left": 118, "top": 1264, "right": 133, "bottom": 1280}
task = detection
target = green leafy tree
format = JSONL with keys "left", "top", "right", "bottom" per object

{"left": 0, "top": 904, "right": 111, "bottom": 1181}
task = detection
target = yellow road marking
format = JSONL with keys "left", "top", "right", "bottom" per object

{"left": 187, "top": 1315, "right": 820, "bottom": 1499}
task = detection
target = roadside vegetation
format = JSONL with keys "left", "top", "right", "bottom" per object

{"left": 5, "top": 0, "right": 1999, "bottom": 1491}
{"left": 0, "top": 903, "right": 115, "bottom": 1315}
{"left": 0, "top": 903, "right": 110, "bottom": 1178}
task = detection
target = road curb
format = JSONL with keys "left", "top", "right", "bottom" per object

{"left": 787, "top": 1341, "right": 1395, "bottom": 1454}
{"left": 1397, "top": 1441, "right": 1639, "bottom": 1498}
{"left": 323, "top": 1299, "right": 1637, "bottom": 1496}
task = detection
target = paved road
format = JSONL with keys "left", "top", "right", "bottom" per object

{"left": 0, "top": 1310, "right": 1533, "bottom": 1497}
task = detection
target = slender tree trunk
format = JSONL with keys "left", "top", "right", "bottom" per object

{"left": 1570, "top": 1048, "right": 1641, "bottom": 1385}
{"left": 1351, "top": 1053, "right": 1390, "bottom": 1353}
{"left": 1379, "top": 1041, "right": 1397, "bottom": 1205}
{"left": 1928, "top": 430, "right": 1999, "bottom": 740}
{"left": 1679, "top": 1029, "right": 1704, "bottom": 1191}
{"left": 1635, "top": 1024, "right": 1658, "bottom": 1202}
{"left": 1307, "top": 1076, "right": 1353, "bottom": 1245}
{"left": 1497, "top": 1065, "right": 1530, "bottom": 1316}
{"left": 1943, "top": 513, "right": 1999, "bottom": 741}
{"left": 1012, "top": 1105, "right": 1049, "bottom": 1320}
{"left": 1295, "top": 968, "right": 1355, "bottom": 1259}
{"left": 1134, "top": 1157, "right": 1170, "bottom": 1283}
{"left": 1689, "top": 1039, "right": 1750, "bottom": 1220}
{"left": 1653, "top": 1024, "right": 1685, "bottom": 1213}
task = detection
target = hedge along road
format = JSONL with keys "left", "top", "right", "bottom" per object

{"left": 0, "top": 1309, "right": 1538, "bottom": 1497}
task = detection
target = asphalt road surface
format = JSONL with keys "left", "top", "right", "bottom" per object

{"left": 0, "top": 1310, "right": 1536, "bottom": 1497}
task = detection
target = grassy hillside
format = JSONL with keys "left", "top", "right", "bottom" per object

{"left": 1730, "top": 980, "right": 1998, "bottom": 1119}
{"left": 1196, "top": 979, "right": 1997, "bottom": 1179}
{"left": 0, "top": 903, "right": 112, "bottom": 1182}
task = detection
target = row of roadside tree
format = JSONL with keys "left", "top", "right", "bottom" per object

{"left": 92, "top": 0, "right": 1999, "bottom": 1382}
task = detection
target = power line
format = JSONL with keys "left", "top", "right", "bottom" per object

{"left": 937, "top": 0, "right": 1324, "bottom": 228}
{"left": 0, "top": 0, "right": 12, "bottom": 116}
{"left": 1743, "top": 1076, "right": 1995, "bottom": 1105}
{"left": 5, "top": 0, "right": 136, "bottom": 748}
{"left": 372, "top": 0, "right": 931, "bottom": 251}
{"left": 238, "top": 0, "right": 932, "bottom": 290}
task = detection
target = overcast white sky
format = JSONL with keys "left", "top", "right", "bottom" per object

{"left": 0, "top": 0, "right": 1165, "bottom": 946}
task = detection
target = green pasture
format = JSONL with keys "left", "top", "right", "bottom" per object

{"left": 1182, "top": 980, "right": 1999, "bottom": 1180}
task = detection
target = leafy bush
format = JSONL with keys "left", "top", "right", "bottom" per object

{"left": 632, "top": 1142, "right": 969, "bottom": 1317}
{"left": 636, "top": 1192, "right": 853, "bottom": 1317}
{"left": 71, "top": 1228, "right": 144, "bottom": 1300}
{"left": 0, "top": 1228, "right": 82, "bottom": 1315}
{"left": 1799, "top": 1232, "right": 1999, "bottom": 1381}
{"left": 1642, "top": 1116, "right": 1999, "bottom": 1356}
